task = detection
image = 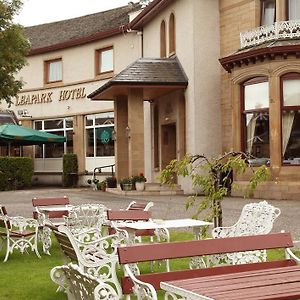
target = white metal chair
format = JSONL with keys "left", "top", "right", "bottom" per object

{"left": 125, "top": 201, "right": 154, "bottom": 211}
{"left": 208, "top": 200, "right": 281, "bottom": 265}
{"left": 0, "top": 205, "right": 40, "bottom": 262}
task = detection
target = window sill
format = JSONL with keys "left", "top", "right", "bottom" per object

{"left": 95, "top": 72, "right": 114, "bottom": 81}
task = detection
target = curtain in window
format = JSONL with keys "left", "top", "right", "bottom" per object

{"left": 101, "top": 49, "right": 113, "bottom": 73}
{"left": 282, "top": 111, "right": 295, "bottom": 155}
{"left": 261, "top": 0, "right": 275, "bottom": 26}
{"left": 289, "top": 0, "right": 300, "bottom": 20}
{"left": 246, "top": 114, "right": 258, "bottom": 154}
{"left": 48, "top": 61, "right": 62, "bottom": 82}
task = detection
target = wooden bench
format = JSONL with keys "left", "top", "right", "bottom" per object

{"left": 117, "top": 232, "right": 300, "bottom": 299}
{"left": 32, "top": 196, "right": 70, "bottom": 254}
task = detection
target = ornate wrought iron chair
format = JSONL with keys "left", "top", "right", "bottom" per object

{"left": 208, "top": 200, "right": 281, "bottom": 265}
{"left": 0, "top": 205, "right": 40, "bottom": 262}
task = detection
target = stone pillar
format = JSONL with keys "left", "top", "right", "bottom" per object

{"left": 73, "top": 115, "right": 85, "bottom": 174}
{"left": 115, "top": 96, "right": 129, "bottom": 180}
{"left": 269, "top": 75, "right": 281, "bottom": 180}
{"left": 128, "top": 89, "right": 144, "bottom": 176}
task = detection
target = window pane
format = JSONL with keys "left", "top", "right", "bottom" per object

{"left": 34, "top": 121, "right": 42, "bottom": 130}
{"left": 261, "top": 0, "right": 275, "bottom": 26}
{"left": 244, "top": 82, "right": 269, "bottom": 110}
{"left": 86, "top": 128, "right": 94, "bottom": 157}
{"left": 244, "top": 112, "right": 270, "bottom": 161}
{"left": 65, "top": 117, "right": 73, "bottom": 128}
{"left": 44, "top": 131, "right": 64, "bottom": 158}
{"left": 96, "top": 127, "right": 115, "bottom": 156}
{"left": 86, "top": 115, "right": 93, "bottom": 127}
{"left": 48, "top": 60, "right": 62, "bottom": 82}
{"left": 35, "top": 145, "right": 43, "bottom": 158}
{"left": 283, "top": 79, "right": 300, "bottom": 106}
{"left": 282, "top": 110, "right": 300, "bottom": 164}
{"left": 44, "top": 119, "right": 63, "bottom": 130}
{"left": 66, "top": 131, "right": 73, "bottom": 153}
{"left": 100, "top": 49, "right": 113, "bottom": 73}
{"left": 95, "top": 112, "right": 114, "bottom": 126}
{"left": 289, "top": 0, "right": 300, "bottom": 20}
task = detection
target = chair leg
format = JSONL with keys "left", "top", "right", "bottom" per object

{"left": 3, "top": 237, "right": 11, "bottom": 262}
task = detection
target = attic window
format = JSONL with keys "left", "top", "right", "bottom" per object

{"left": 96, "top": 47, "right": 114, "bottom": 76}
{"left": 44, "top": 58, "right": 62, "bottom": 84}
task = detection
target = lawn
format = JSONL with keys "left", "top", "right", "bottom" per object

{"left": 0, "top": 231, "right": 296, "bottom": 300}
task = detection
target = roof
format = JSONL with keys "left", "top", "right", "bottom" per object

{"left": 130, "top": 0, "right": 174, "bottom": 29}
{"left": 24, "top": 3, "right": 141, "bottom": 55}
{"left": 88, "top": 57, "right": 188, "bottom": 100}
{"left": 220, "top": 39, "right": 300, "bottom": 73}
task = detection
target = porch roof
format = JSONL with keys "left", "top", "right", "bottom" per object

{"left": 88, "top": 57, "right": 188, "bottom": 100}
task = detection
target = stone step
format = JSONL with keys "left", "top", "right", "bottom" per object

{"left": 145, "top": 183, "right": 182, "bottom": 191}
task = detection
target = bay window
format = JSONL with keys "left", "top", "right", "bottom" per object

{"left": 281, "top": 73, "right": 300, "bottom": 164}
{"left": 242, "top": 78, "right": 270, "bottom": 163}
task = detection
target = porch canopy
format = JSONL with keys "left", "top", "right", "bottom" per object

{"left": 88, "top": 57, "right": 188, "bottom": 100}
{"left": 0, "top": 124, "right": 66, "bottom": 146}
{"left": 88, "top": 57, "right": 188, "bottom": 180}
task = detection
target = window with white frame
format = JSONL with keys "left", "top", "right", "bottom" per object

{"left": 85, "top": 112, "right": 114, "bottom": 157}
{"left": 281, "top": 73, "right": 300, "bottom": 165}
{"left": 34, "top": 117, "right": 73, "bottom": 158}
{"left": 44, "top": 58, "right": 62, "bottom": 83}
{"left": 242, "top": 77, "right": 270, "bottom": 162}
{"left": 96, "top": 47, "right": 114, "bottom": 75}
{"left": 261, "top": 0, "right": 275, "bottom": 26}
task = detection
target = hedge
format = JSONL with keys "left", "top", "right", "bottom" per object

{"left": 0, "top": 157, "right": 33, "bottom": 191}
{"left": 62, "top": 153, "right": 78, "bottom": 187}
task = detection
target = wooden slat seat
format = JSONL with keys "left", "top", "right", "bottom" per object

{"left": 117, "top": 232, "right": 300, "bottom": 298}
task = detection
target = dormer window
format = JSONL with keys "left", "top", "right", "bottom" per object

{"left": 288, "top": 0, "right": 300, "bottom": 20}
{"left": 261, "top": 0, "right": 275, "bottom": 26}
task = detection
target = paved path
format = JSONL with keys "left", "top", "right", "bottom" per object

{"left": 0, "top": 187, "right": 299, "bottom": 240}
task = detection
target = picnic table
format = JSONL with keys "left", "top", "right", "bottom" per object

{"left": 160, "top": 265, "right": 300, "bottom": 300}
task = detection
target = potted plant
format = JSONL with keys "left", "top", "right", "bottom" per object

{"left": 120, "top": 177, "right": 133, "bottom": 191}
{"left": 132, "top": 173, "right": 147, "bottom": 191}
{"left": 98, "top": 180, "right": 107, "bottom": 191}
{"left": 106, "top": 176, "right": 117, "bottom": 188}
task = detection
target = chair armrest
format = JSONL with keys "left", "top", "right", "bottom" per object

{"left": 9, "top": 216, "right": 39, "bottom": 232}
{"left": 212, "top": 225, "right": 236, "bottom": 238}
{"left": 123, "top": 264, "right": 157, "bottom": 299}
{"left": 286, "top": 247, "right": 300, "bottom": 264}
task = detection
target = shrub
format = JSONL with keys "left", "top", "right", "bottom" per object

{"left": 0, "top": 157, "right": 33, "bottom": 191}
{"left": 62, "top": 154, "right": 78, "bottom": 187}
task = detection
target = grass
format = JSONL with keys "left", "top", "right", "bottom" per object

{"left": 0, "top": 232, "right": 298, "bottom": 300}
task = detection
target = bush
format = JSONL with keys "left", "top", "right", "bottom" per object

{"left": 0, "top": 157, "right": 33, "bottom": 191}
{"left": 62, "top": 154, "right": 78, "bottom": 187}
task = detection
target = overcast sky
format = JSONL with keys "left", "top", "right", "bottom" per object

{"left": 14, "top": 0, "right": 138, "bottom": 27}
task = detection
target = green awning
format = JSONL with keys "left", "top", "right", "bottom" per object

{"left": 0, "top": 124, "right": 66, "bottom": 146}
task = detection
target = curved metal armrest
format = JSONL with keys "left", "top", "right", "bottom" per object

{"left": 286, "top": 247, "right": 300, "bottom": 264}
{"left": 124, "top": 264, "right": 158, "bottom": 300}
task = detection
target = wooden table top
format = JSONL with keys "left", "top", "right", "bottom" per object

{"left": 161, "top": 265, "right": 300, "bottom": 300}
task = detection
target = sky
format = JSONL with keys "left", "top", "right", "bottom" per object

{"left": 14, "top": 0, "right": 138, "bottom": 27}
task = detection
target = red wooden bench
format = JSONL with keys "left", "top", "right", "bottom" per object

{"left": 117, "top": 232, "right": 300, "bottom": 299}
{"left": 32, "top": 196, "right": 70, "bottom": 254}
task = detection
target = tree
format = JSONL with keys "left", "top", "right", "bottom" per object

{"left": 0, "top": 0, "right": 30, "bottom": 105}
{"left": 159, "top": 151, "right": 270, "bottom": 234}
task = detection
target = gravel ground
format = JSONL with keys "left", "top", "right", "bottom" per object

{"left": 0, "top": 186, "right": 299, "bottom": 240}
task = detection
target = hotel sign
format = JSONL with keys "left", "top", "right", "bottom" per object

{"left": 15, "top": 87, "right": 87, "bottom": 106}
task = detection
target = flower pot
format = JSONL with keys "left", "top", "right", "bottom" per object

{"left": 135, "top": 181, "right": 145, "bottom": 191}
{"left": 122, "top": 183, "right": 132, "bottom": 191}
